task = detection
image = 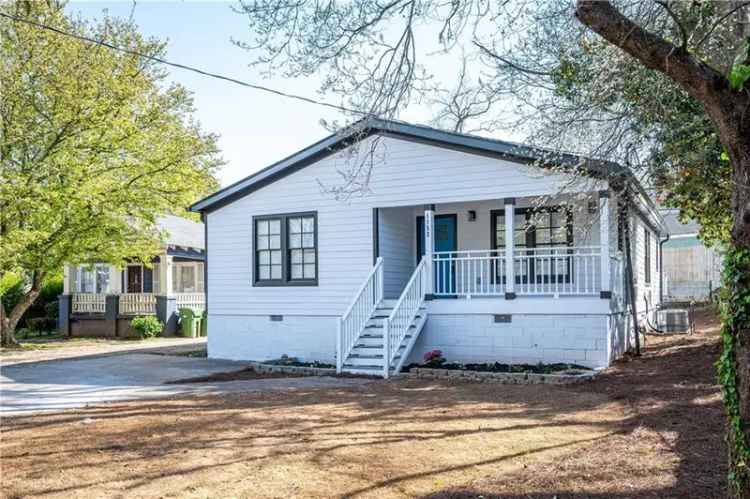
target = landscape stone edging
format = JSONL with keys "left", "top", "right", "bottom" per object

{"left": 247, "top": 361, "right": 336, "bottom": 377}
{"left": 403, "top": 367, "right": 599, "bottom": 385}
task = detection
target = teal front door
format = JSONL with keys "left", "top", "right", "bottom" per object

{"left": 418, "top": 214, "right": 457, "bottom": 295}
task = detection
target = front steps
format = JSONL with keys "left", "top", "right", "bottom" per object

{"left": 341, "top": 299, "right": 427, "bottom": 376}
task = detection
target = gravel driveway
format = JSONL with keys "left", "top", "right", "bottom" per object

{"left": 1, "top": 349, "right": 368, "bottom": 415}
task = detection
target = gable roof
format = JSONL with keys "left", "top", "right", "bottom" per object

{"left": 189, "top": 118, "right": 637, "bottom": 214}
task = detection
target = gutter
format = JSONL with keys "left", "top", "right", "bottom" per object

{"left": 658, "top": 233, "right": 670, "bottom": 304}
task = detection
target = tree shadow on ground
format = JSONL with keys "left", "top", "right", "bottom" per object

{"left": 0, "top": 311, "right": 725, "bottom": 498}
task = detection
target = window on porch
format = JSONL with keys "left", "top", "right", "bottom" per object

{"left": 172, "top": 262, "right": 205, "bottom": 293}
{"left": 74, "top": 264, "right": 111, "bottom": 293}
{"left": 492, "top": 207, "right": 573, "bottom": 283}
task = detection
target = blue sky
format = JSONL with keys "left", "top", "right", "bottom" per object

{"left": 68, "top": 1, "right": 513, "bottom": 187}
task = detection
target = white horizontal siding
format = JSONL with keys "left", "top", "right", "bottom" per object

{"left": 207, "top": 135, "right": 606, "bottom": 318}
{"left": 379, "top": 206, "right": 415, "bottom": 298}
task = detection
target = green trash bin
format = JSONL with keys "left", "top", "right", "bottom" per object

{"left": 179, "top": 308, "right": 198, "bottom": 338}
{"left": 200, "top": 310, "right": 208, "bottom": 337}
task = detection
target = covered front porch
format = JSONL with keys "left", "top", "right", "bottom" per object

{"left": 59, "top": 247, "right": 206, "bottom": 336}
{"left": 376, "top": 192, "right": 622, "bottom": 302}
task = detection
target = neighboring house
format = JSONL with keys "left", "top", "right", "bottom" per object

{"left": 190, "top": 119, "right": 667, "bottom": 376}
{"left": 58, "top": 215, "right": 206, "bottom": 337}
{"left": 660, "top": 208, "right": 722, "bottom": 302}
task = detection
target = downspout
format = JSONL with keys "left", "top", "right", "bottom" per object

{"left": 658, "top": 233, "right": 670, "bottom": 304}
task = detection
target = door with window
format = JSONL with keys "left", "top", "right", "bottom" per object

{"left": 126, "top": 266, "right": 143, "bottom": 293}
{"left": 492, "top": 207, "right": 573, "bottom": 285}
{"left": 418, "top": 214, "right": 457, "bottom": 295}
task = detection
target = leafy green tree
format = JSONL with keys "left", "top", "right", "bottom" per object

{"left": 232, "top": 0, "right": 749, "bottom": 493}
{"left": 0, "top": 1, "right": 222, "bottom": 345}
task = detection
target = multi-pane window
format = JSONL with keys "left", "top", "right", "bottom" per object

{"left": 644, "top": 227, "right": 651, "bottom": 284}
{"left": 255, "top": 218, "right": 282, "bottom": 282}
{"left": 254, "top": 212, "right": 318, "bottom": 286}
{"left": 76, "top": 265, "right": 110, "bottom": 293}
{"left": 492, "top": 207, "right": 572, "bottom": 282}
{"left": 287, "top": 215, "right": 316, "bottom": 281}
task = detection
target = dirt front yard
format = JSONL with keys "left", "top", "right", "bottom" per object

{"left": 1, "top": 311, "right": 725, "bottom": 498}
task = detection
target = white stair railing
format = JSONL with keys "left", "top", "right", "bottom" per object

{"left": 384, "top": 256, "right": 429, "bottom": 378}
{"left": 337, "top": 257, "right": 384, "bottom": 373}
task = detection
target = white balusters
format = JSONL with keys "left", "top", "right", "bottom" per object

{"left": 72, "top": 293, "right": 106, "bottom": 314}
{"left": 338, "top": 258, "right": 384, "bottom": 373}
{"left": 385, "top": 256, "right": 429, "bottom": 377}
{"left": 175, "top": 293, "right": 206, "bottom": 311}
{"left": 432, "top": 250, "right": 505, "bottom": 297}
{"left": 118, "top": 293, "right": 157, "bottom": 315}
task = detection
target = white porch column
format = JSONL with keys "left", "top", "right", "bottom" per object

{"left": 108, "top": 265, "right": 121, "bottom": 294}
{"left": 160, "top": 254, "right": 174, "bottom": 297}
{"left": 424, "top": 205, "right": 435, "bottom": 297}
{"left": 504, "top": 198, "right": 516, "bottom": 299}
{"left": 63, "top": 265, "right": 71, "bottom": 294}
{"left": 599, "top": 190, "right": 611, "bottom": 299}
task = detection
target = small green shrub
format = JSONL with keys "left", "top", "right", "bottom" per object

{"left": 130, "top": 315, "right": 163, "bottom": 339}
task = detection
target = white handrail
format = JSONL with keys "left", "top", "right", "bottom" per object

{"left": 384, "top": 256, "right": 429, "bottom": 378}
{"left": 337, "top": 257, "right": 384, "bottom": 373}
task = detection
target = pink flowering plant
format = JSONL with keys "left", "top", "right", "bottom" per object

{"left": 423, "top": 349, "right": 445, "bottom": 367}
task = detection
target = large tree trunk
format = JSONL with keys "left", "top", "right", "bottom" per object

{"left": 575, "top": 1, "right": 750, "bottom": 496}
{"left": 727, "top": 132, "right": 750, "bottom": 499}
{"left": 0, "top": 272, "right": 44, "bottom": 347}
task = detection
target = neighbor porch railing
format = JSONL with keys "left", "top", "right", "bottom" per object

{"left": 72, "top": 293, "right": 106, "bottom": 314}
{"left": 384, "top": 256, "right": 429, "bottom": 377}
{"left": 337, "top": 257, "right": 384, "bottom": 373}
{"left": 176, "top": 292, "right": 206, "bottom": 311}
{"left": 118, "top": 293, "right": 157, "bottom": 315}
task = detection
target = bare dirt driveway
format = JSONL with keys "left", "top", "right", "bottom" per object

{"left": 1, "top": 312, "right": 726, "bottom": 498}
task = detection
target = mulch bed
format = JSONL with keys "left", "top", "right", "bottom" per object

{"left": 165, "top": 366, "right": 300, "bottom": 384}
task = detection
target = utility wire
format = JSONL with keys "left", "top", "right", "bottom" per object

{"left": 0, "top": 11, "right": 368, "bottom": 117}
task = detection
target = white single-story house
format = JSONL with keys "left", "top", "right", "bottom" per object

{"left": 58, "top": 215, "right": 206, "bottom": 337}
{"left": 190, "top": 119, "right": 668, "bottom": 376}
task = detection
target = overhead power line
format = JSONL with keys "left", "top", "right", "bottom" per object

{"left": 0, "top": 11, "right": 368, "bottom": 117}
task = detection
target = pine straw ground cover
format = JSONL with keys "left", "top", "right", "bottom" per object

{"left": 1, "top": 311, "right": 724, "bottom": 499}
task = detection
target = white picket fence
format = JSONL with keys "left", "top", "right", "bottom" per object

{"left": 72, "top": 293, "right": 106, "bottom": 314}
{"left": 119, "top": 293, "right": 157, "bottom": 315}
